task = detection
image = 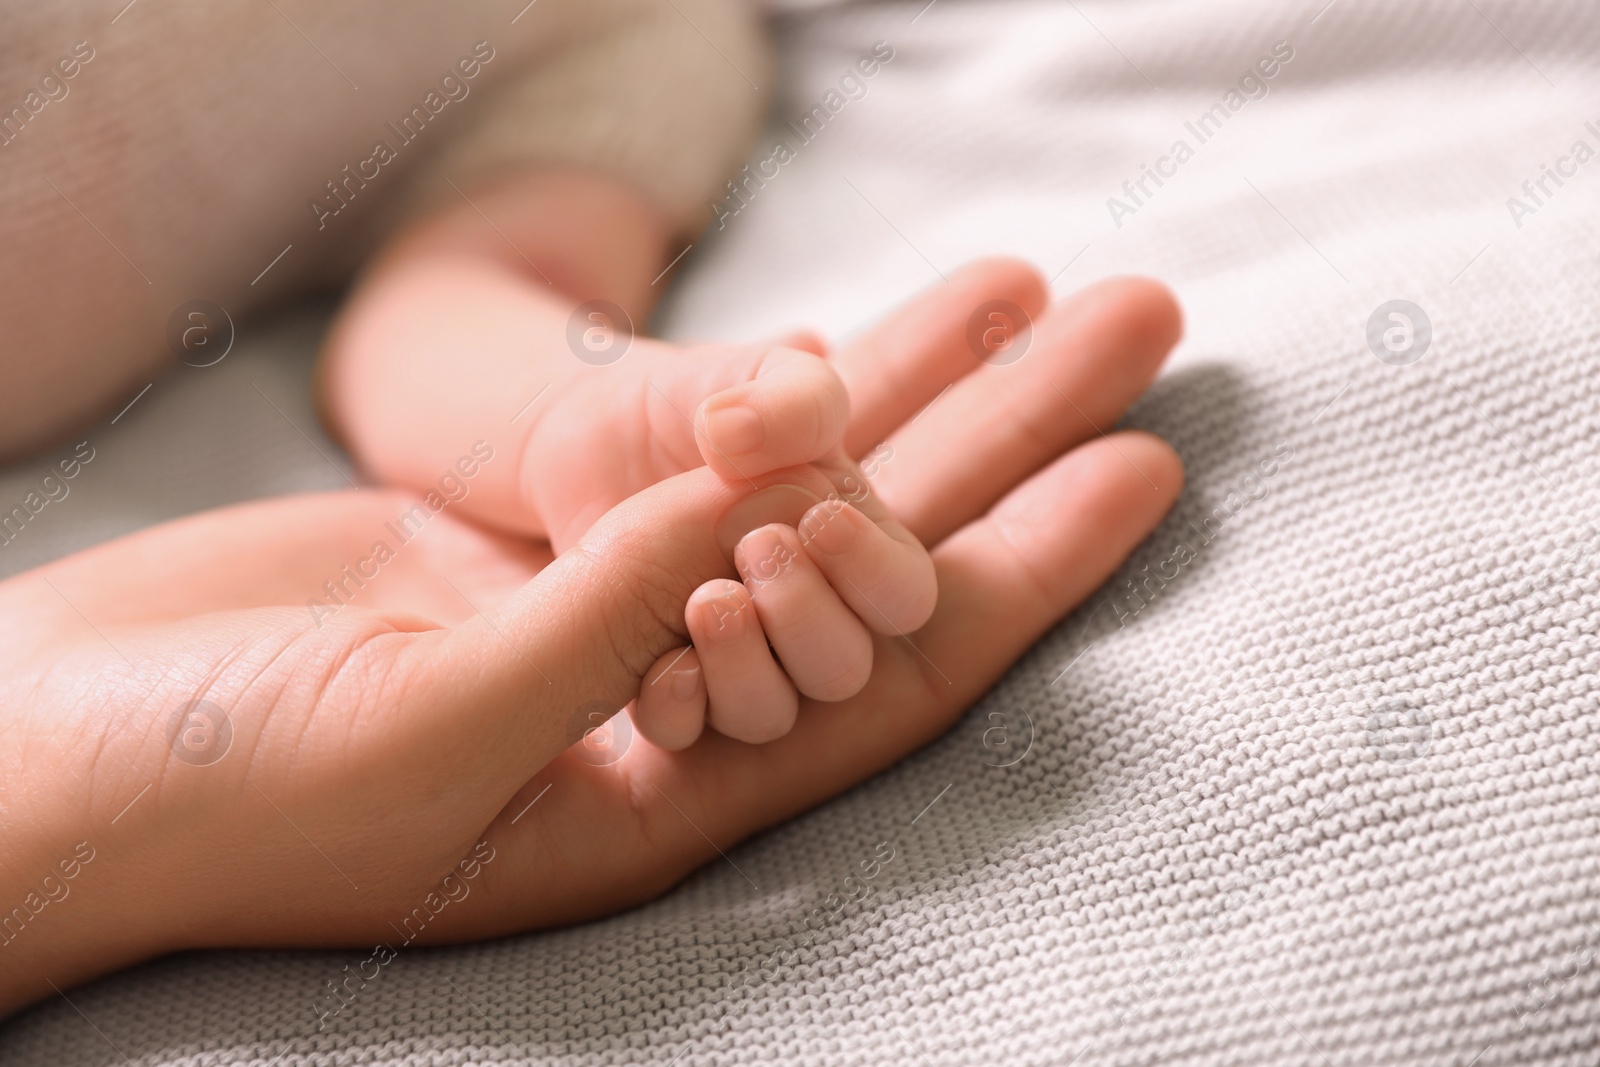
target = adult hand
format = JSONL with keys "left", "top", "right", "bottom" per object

{"left": 0, "top": 261, "right": 1182, "bottom": 1018}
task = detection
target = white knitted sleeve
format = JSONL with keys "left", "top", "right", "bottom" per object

{"left": 398, "top": 0, "right": 772, "bottom": 238}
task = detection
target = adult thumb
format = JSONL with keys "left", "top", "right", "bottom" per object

{"left": 389, "top": 462, "right": 840, "bottom": 802}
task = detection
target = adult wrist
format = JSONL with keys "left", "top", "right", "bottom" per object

{"left": 0, "top": 783, "right": 181, "bottom": 1018}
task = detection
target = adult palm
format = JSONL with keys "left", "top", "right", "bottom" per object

{"left": 0, "top": 262, "right": 1181, "bottom": 1017}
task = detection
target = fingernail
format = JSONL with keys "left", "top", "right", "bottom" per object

{"left": 671, "top": 666, "right": 701, "bottom": 700}
{"left": 715, "top": 483, "right": 822, "bottom": 556}
{"left": 735, "top": 525, "right": 788, "bottom": 584}
{"left": 703, "top": 588, "right": 749, "bottom": 642}
{"left": 702, "top": 401, "right": 764, "bottom": 457}
{"left": 801, "top": 499, "right": 857, "bottom": 555}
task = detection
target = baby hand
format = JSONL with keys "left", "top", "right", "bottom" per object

{"left": 631, "top": 374, "right": 936, "bottom": 748}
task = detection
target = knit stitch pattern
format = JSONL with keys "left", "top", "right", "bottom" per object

{"left": 3, "top": 0, "right": 1598, "bottom": 1063}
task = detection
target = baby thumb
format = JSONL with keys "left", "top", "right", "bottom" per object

{"left": 393, "top": 463, "right": 835, "bottom": 798}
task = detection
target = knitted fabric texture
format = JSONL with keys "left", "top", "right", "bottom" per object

{"left": 3, "top": 0, "right": 1598, "bottom": 1063}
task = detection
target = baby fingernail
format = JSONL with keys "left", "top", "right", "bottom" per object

{"left": 671, "top": 666, "right": 701, "bottom": 700}
{"left": 801, "top": 500, "right": 856, "bottom": 555}
{"left": 703, "top": 401, "right": 764, "bottom": 457}
{"left": 698, "top": 582, "right": 751, "bottom": 642}
{"left": 736, "top": 525, "right": 789, "bottom": 583}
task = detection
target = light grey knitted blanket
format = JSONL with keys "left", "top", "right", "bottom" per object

{"left": 5, "top": 0, "right": 1600, "bottom": 1063}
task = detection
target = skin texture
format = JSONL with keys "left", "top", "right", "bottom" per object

{"left": 320, "top": 169, "right": 942, "bottom": 741}
{"left": 0, "top": 171, "right": 1185, "bottom": 1019}
{"left": 319, "top": 170, "right": 858, "bottom": 550}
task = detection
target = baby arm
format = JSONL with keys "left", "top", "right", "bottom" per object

{"left": 311, "top": 0, "right": 941, "bottom": 743}
{"left": 318, "top": 0, "right": 780, "bottom": 549}
{"left": 319, "top": 168, "right": 938, "bottom": 746}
